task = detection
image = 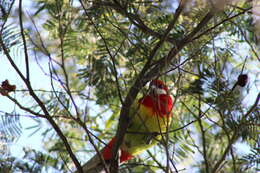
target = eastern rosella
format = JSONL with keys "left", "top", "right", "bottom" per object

{"left": 78, "top": 80, "right": 173, "bottom": 173}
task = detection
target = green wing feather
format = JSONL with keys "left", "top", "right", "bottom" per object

{"left": 122, "top": 100, "right": 172, "bottom": 156}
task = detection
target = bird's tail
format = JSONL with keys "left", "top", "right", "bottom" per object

{"left": 74, "top": 142, "right": 110, "bottom": 173}
{"left": 77, "top": 153, "right": 107, "bottom": 173}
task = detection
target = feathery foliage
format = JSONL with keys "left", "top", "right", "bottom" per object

{"left": 0, "top": 0, "right": 259, "bottom": 172}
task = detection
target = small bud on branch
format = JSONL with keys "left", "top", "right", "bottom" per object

{"left": 0, "top": 80, "right": 16, "bottom": 96}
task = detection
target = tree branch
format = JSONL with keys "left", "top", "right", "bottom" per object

{"left": 110, "top": 5, "right": 216, "bottom": 173}
{"left": 5, "top": 95, "right": 45, "bottom": 118}
{"left": 192, "top": 7, "right": 252, "bottom": 41}
{"left": 0, "top": 29, "right": 83, "bottom": 173}
{"left": 18, "top": 0, "right": 30, "bottom": 81}
{"left": 197, "top": 95, "right": 210, "bottom": 173}
{"left": 94, "top": 1, "right": 177, "bottom": 45}
{"left": 211, "top": 92, "right": 260, "bottom": 173}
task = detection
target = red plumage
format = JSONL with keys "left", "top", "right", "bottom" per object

{"left": 102, "top": 80, "right": 173, "bottom": 163}
{"left": 139, "top": 94, "right": 173, "bottom": 117}
{"left": 102, "top": 137, "right": 133, "bottom": 162}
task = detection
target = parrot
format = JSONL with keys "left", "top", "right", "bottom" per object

{"left": 77, "top": 79, "right": 173, "bottom": 173}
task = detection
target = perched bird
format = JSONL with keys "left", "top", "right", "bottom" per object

{"left": 78, "top": 80, "right": 173, "bottom": 173}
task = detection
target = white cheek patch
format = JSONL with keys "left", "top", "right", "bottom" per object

{"left": 150, "top": 85, "right": 167, "bottom": 95}
{"left": 155, "top": 88, "right": 167, "bottom": 95}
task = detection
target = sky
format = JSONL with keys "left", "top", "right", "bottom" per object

{"left": 0, "top": 0, "right": 51, "bottom": 159}
{"left": 0, "top": 48, "right": 50, "bottom": 157}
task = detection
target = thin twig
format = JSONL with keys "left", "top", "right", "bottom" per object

{"left": 109, "top": 1, "right": 192, "bottom": 170}
{"left": 211, "top": 92, "right": 260, "bottom": 173}
{"left": 5, "top": 95, "right": 45, "bottom": 118}
{"left": 85, "top": 11, "right": 125, "bottom": 104}
{"left": 147, "top": 150, "right": 168, "bottom": 172}
{"left": 197, "top": 94, "right": 210, "bottom": 173}
{"left": 56, "top": 4, "right": 81, "bottom": 119}
{"left": 0, "top": 27, "right": 83, "bottom": 173}
{"left": 18, "top": 0, "right": 30, "bottom": 81}
{"left": 76, "top": 2, "right": 113, "bottom": 173}
{"left": 0, "top": 0, "right": 15, "bottom": 32}
{"left": 192, "top": 7, "right": 252, "bottom": 41}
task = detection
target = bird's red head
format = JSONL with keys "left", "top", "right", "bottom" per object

{"left": 149, "top": 79, "right": 169, "bottom": 96}
{"left": 140, "top": 79, "right": 173, "bottom": 116}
